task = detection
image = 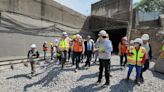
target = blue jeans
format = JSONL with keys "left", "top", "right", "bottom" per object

{"left": 51, "top": 52, "right": 54, "bottom": 60}
{"left": 44, "top": 51, "right": 47, "bottom": 60}
{"left": 127, "top": 64, "right": 142, "bottom": 80}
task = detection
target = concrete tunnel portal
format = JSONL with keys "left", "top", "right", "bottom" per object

{"left": 95, "top": 28, "right": 127, "bottom": 54}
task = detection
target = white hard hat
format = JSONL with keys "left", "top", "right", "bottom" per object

{"left": 141, "top": 34, "right": 149, "bottom": 40}
{"left": 76, "top": 34, "right": 80, "bottom": 38}
{"left": 98, "top": 30, "right": 107, "bottom": 36}
{"left": 54, "top": 39, "right": 58, "bottom": 42}
{"left": 90, "top": 39, "right": 94, "bottom": 43}
{"left": 133, "top": 38, "right": 143, "bottom": 45}
{"left": 31, "top": 44, "right": 36, "bottom": 48}
{"left": 80, "top": 36, "right": 82, "bottom": 39}
{"left": 44, "top": 41, "right": 47, "bottom": 44}
{"left": 122, "top": 36, "right": 128, "bottom": 41}
{"left": 130, "top": 40, "right": 134, "bottom": 44}
{"left": 62, "top": 32, "right": 67, "bottom": 36}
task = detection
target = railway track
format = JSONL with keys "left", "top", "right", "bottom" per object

{"left": 0, "top": 56, "right": 51, "bottom": 70}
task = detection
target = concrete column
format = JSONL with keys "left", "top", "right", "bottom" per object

{"left": 127, "top": 0, "right": 133, "bottom": 42}
{"left": 0, "top": 11, "right": 1, "bottom": 24}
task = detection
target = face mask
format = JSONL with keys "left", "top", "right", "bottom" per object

{"left": 134, "top": 43, "right": 139, "bottom": 47}
{"left": 103, "top": 36, "right": 106, "bottom": 39}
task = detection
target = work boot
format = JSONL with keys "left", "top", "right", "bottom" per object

{"left": 103, "top": 82, "right": 110, "bottom": 87}
{"left": 134, "top": 79, "right": 140, "bottom": 86}
{"left": 140, "top": 77, "right": 144, "bottom": 83}
{"left": 75, "top": 69, "right": 78, "bottom": 72}
{"left": 96, "top": 80, "right": 101, "bottom": 85}
{"left": 31, "top": 71, "right": 35, "bottom": 77}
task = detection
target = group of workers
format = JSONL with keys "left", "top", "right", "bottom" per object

{"left": 27, "top": 30, "right": 164, "bottom": 87}
{"left": 118, "top": 34, "right": 153, "bottom": 84}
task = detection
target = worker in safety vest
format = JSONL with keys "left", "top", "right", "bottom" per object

{"left": 71, "top": 35, "right": 76, "bottom": 65}
{"left": 27, "top": 44, "right": 40, "bottom": 77}
{"left": 58, "top": 32, "right": 69, "bottom": 68}
{"left": 72, "top": 34, "right": 85, "bottom": 72}
{"left": 126, "top": 38, "right": 146, "bottom": 85}
{"left": 118, "top": 37, "right": 128, "bottom": 67}
{"left": 140, "top": 34, "right": 152, "bottom": 82}
{"left": 43, "top": 41, "right": 48, "bottom": 60}
{"left": 50, "top": 42, "right": 54, "bottom": 60}
{"left": 159, "top": 40, "right": 164, "bottom": 58}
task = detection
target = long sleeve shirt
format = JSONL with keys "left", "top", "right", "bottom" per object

{"left": 97, "top": 39, "right": 113, "bottom": 59}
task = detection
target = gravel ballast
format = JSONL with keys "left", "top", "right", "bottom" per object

{"left": 0, "top": 56, "right": 164, "bottom": 92}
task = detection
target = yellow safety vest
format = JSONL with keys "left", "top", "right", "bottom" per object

{"left": 127, "top": 46, "right": 146, "bottom": 66}
{"left": 58, "top": 39, "right": 69, "bottom": 51}
{"left": 162, "top": 45, "right": 164, "bottom": 51}
{"left": 159, "top": 45, "right": 164, "bottom": 58}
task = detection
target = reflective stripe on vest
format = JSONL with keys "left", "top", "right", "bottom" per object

{"left": 162, "top": 45, "right": 164, "bottom": 51}
{"left": 58, "top": 39, "right": 69, "bottom": 51}
{"left": 127, "top": 46, "right": 146, "bottom": 66}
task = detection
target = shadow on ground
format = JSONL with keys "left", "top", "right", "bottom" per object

{"left": 77, "top": 73, "right": 98, "bottom": 82}
{"left": 70, "top": 83, "right": 104, "bottom": 92}
{"left": 23, "top": 63, "right": 75, "bottom": 91}
{"left": 151, "top": 70, "right": 164, "bottom": 80}
{"left": 6, "top": 74, "right": 32, "bottom": 80}
{"left": 110, "top": 79, "right": 135, "bottom": 92}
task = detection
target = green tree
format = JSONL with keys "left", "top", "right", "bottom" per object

{"left": 134, "top": 0, "right": 164, "bottom": 13}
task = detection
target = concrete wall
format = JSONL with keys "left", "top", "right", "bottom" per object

{"left": 91, "top": 0, "right": 130, "bottom": 21}
{"left": 0, "top": 0, "right": 87, "bottom": 60}
{"left": 130, "top": 29, "right": 163, "bottom": 58}
{"left": 0, "top": 32, "right": 54, "bottom": 59}
{"left": 0, "top": 0, "right": 86, "bottom": 30}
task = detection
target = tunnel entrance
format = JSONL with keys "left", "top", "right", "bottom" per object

{"left": 95, "top": 28, "right": 127, "bottom": 54}
{"left": 107, "top": 28, "right": 127, "bottom": 53}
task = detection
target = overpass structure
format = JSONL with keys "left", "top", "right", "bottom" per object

{"left": 81, "top": 0, "right": 132, "bottom": 53}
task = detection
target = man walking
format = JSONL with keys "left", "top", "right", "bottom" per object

{"left": 84, "top": 35, "right": 94, "bottom": 68}
{"left": 58, "top": 32, "right": 69, "bottom": 69}
{"left": 27, "top": 44, "right": 40, "bottom": 77}
{"left": 140, "top": 34, "right": 152, "bottom": 82}
{"left": 43, "top": 41, "right": 48, "bottom": 60}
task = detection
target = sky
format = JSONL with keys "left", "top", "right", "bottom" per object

{"left": 55, "top": 0, "right": 140, "bottom": 16}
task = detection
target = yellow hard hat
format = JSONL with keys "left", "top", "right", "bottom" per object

{"left": 49, "top": 42, "right": 54, "bottom": 46}
{"left": 72, "top": 35, "right": 76, "bottom": 39}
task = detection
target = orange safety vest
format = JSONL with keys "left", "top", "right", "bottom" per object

{"left": 43, "top": 44, "right": 48, "bottom": 51}
{"left": 120, "top": 43, "right": 127, "bottom": 54}
{"left": 73, "top": 40, "right": 83, "bottom": 52}
{"left": 127, "top": 46, "right": 146, "bottom": 66}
